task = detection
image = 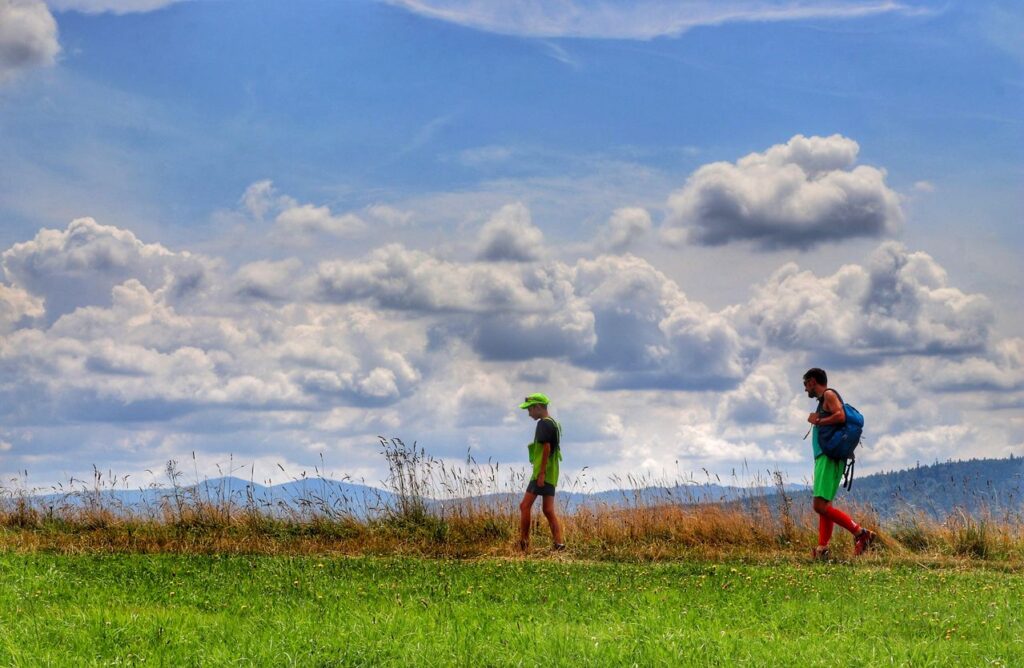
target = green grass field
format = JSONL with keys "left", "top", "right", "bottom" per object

{"left": 0, "top": 553, "right": 1020, "bottom": 666}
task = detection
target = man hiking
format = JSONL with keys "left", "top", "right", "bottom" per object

{"left": 803, "top": 368, "right": 876, "bottom": 559}
{"left": 518, "top": 393, "right": 565, "bottom": 552}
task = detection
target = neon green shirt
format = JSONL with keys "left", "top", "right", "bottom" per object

{"left": 528, "top": 416, "right": 562, "bottom": 486}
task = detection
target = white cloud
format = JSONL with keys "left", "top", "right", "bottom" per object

{"left": 275, "top": 204, "right": 365, "bottom": 239}
{"left": 475, "top": 202, "right": 544, "bottom": 262}
{"left": 232, "top": 259, "right": 303, "bottom": 302}
{"left": 0, "top": 282, "right": 44, "bottom": 332}
{"left": 595, "top": 206, "right": 651, "bottom": 253}
{"left": 916, "top": 338, "right": 1024, "bottom": 392}
{"left": 238, "top": 180, "right": 366, "bottom": 241}
{"left": 240, "top": 180, "right": 277, "bottom": 220}
{"left": 744, "top": 242, "right": 993, "bottom": 357}
{"left": 1, "top": 274, "right": 426, "bottom": 419}
{"left": 0, "top": 209, "right": 1016, "bottom": 488}
{"left": 663, "top": 134, "right": 903, "bottom": 250}
{"left": 316, "top": 243, "right": 558, "bottom": 313}
{"left": 717, "top": 363, "right": 790, "bottom": 425}
{"left": 454, "top": 370, "right": 515, "bottom": 427}
{"left": 913, "top": 180, "right": 936, "bottom": 192}
{"left": 0, "top": 0, "right": 60, "bottom": 84}
{"left": 46, "top": 0, "right": 184, "bottom": 14}
{"left": 675, "top": 422, "right": 801, "bottom": 464}
{"left": 872, "top": 425, "right": 975, "bottom": 466}
{"left": 365, "top": 204, "right": 414, "bottom": 227}
{"left": 2, "top": 217, "right": 214, "bottom": 323}
{"left": 385, "top": 1, "right": 918, "bottom": 40}
{"left": 573, "top": 254, "right": 748, "bottom": 389}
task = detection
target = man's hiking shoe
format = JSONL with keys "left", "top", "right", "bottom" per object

{"left": 812, "top": 546, "right": 830, "bottom": 561}
{"left": 854, "top": 528, "right": 877, "bottom": 556}
{"left": 553, "top": 543, "right": 566, "bottom": 552}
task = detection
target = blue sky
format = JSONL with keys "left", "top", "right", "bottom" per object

{"left": 0, "top": 0, "right": 1021, "bottom": 491}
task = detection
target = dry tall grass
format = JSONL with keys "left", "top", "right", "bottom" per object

{"left": 2, "top": 438, "right": 1022, "bottom": 564}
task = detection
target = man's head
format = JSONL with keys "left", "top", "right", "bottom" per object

{"left": 802, "top": 368, "right": 828, "bottom": 398}
{"left": 519, "top": 393, "right": 550, "bottom": 420}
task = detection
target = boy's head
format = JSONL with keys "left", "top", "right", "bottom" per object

{"left": 519, "top": 393, "right": 550, "bottom": 420}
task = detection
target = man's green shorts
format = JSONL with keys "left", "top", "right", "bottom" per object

{"left": 813, "top": 455, "right": 845, "bottom": 501}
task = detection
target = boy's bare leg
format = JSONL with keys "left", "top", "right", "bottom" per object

{"left": 541, "top": 494, "right": 564, "bottom": 545}
{"left": 519, "top": 491, "right": 538, "bottom": 549}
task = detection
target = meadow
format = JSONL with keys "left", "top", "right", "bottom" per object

{"left": 0, "top": 553, "right": 1020, "bottom": 666}
{"left": 2, "top": 440, "right": 1023, "bottom": 665}
{"left": 2, "top": 439, "right": 1021, "bottom": 563}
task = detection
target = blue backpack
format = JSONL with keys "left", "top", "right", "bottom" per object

{"left": 816, "top": 389, "right": 864, "bottom": 489}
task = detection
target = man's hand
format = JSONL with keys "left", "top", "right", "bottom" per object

{"left": 807, "top": 413, "right": 819, "bottom": 425}
{"left": 536, "top": 475, "right": 545, "bottom": 487}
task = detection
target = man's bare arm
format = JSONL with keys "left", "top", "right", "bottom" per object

{"left": 814, "top": 391, "right": 846, "bottom": 426}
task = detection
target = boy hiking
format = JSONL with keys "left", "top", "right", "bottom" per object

{"left": 803, "top": 368, "right": 876, "bottom": 559}
{"left": 518, "top": 393, "right": 565, "bottom": 552}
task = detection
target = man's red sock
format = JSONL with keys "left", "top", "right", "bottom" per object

{"left": 823, "top": 505, "right": 860, "bottom": 535}
{"left": 818, "top": 515, "right": 834, "bottom": 547}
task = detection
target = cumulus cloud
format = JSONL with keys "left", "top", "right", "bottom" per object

{"left": 0, "top": 216, "right": 434, "bottom": 430}
{"left": 663, "top": 134, "right": 903, "bottom": 250}
{"left": 275, "top": 204, "right": 365, "bottom": 239}
{"left": 744, "top": 242, "right": 993, "bottom": 358}
{"left": 0, "top": 282, "right": 44, "bottom": 332}
{"left": 313, "top": 243, "right": 598, "bottom": 360}
{"left": 573, "top": 254, "right": 748, "bottom": 389}
{"left": 316, "top": 247, "right": 749, "bottom": 385}
{"left": 1, "top": 277, "right": 426, "bottom": 420}
{"left": 365, "top": 204, "right": 414, "bottom": 227}
{"left": 232, "top": 259, "right": 304, "bottom": 302}
{"left": 595, "top": 207, "right": 651, "bottom": 253}
{"left": 475, "top": 202, "right": 544, "bottom": 262}
{"left": 0, "top": 209, "right": 1015, "bottom": 487}
{"left": 917, "top": 338, "right": 1024, "bottom": 393}
{"left": 386, "top": 1, "right": 916, "bottom": 40}
{"left": 315, "top": 243, "right": 563, "bottom": 313}
{"left": 238, "top": 180, "right": 365, "bottom": 241}
{"left": 1, "top": 217, "right": 213, "bottom": 323}
{"left": 0, "top": 0, "right": 60, "bottom": 84}
{"left": 240, "top": 180, "right": 277, "bottom": 220}
{"left": 453, "top": 371, "right": 515, "bottom": 427}
{"left": 872, "top": 424, "right": 975, "bottom": 466}
{"left": 472, "top": 304, "right": 596, "bottom": 361}
{"left": 675, "top": 422, "right": 801, "bottom": 464}
{"left": 312, "top": 240, "right": 749, "bottom": 387}
{"left": 717, "top": 363, "right": 790, "bottom": 425}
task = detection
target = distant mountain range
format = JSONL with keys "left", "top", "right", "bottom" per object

{"left": 19, "top": 456, "right": 1023, "bottom": 521}
{"left": 840, "top": 455, "right": 1024, "bottom": 519}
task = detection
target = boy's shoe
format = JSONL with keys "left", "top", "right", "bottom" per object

{"left": 553, "top": 543, "right": 566, "bottom": 552}
{"left": 853, "top": 528, "right": 877, "bottom": 556}
{"left": 812, "top": 546, "right": 830, "bottom": 561}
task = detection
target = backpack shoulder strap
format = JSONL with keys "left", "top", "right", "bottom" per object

{"left": 541, "top": 416, "right": 562, "bottom": 442}
{"left": 822, "top": 388, "right": 844, "bottom": 404}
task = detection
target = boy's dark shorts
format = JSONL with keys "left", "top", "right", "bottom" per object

{"left": 526, "top": 480, "right": 556, "bottom": 497}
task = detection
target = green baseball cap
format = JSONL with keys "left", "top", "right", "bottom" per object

{"left": 519, "top": 393, "right": 550, "bottom": 409}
